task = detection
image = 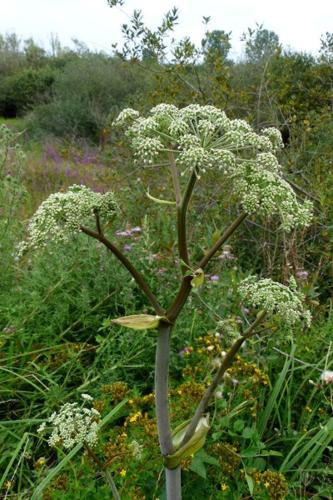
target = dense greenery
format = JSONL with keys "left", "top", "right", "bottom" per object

{"left": 1, "top": 5, "right": 333, "bottom": 499}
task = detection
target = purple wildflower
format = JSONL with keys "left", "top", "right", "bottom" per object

{"left": 296, "top": 269, "right": 309, "bottom": 280}
{"left": 178, "top": 346, "right": 193, "bottom": 357}
{"left": 115, "top": 229, "right": 133, "bottom": 237}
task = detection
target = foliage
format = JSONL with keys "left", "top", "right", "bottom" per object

{"left": 241, "top": 23, "right": 281, "bottom": 62}
{"left": 1, "top": 2, "right": 333, "bottom": 499}
{"left": 29, "top": 55, "right": 150, "bottom": 139}
{"left": 0, "top": 66, "right": 55, "bottom": 117}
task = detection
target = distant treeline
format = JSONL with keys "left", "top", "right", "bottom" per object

{"left": 0, "top": 27, "right": 332, "bottom": 141}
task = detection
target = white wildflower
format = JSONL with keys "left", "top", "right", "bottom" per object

{"left": 262, "top": 127, "right": 284, "bottom": 151}
{"left": 320, "top": 370, "right": 333, "bottom": 384}
{"left": 150, "top": 103, "right": 178, "bottom": 116}
{"left": 18, "top": 185, "right": 118, "bottom": 255}
{"left": 168, "top": 118, "right": 190, "bottom": 137}
{"left": 81, "top": 393, "right": 93, "bottom": 401}
{"left": 113, "top": 108, "right": 140, "bottom": 127}
{"left": 131, "top": 136, "right": 163, "bottom": 164}
{"left": 39, "top": 401, "right": 101, "bottom": 449}
{"left": 37, "top": 422, "right": 46, "bottom": 433}
{"left": 229, "top": 119, "right": 252, "bottom": 133}
{"left": 230, "top": 160, "right": 312, "bottom": 230}
{"left": 238, "top": 275, "right": 311, "bottom": 327}
{"left": 113, "top": 104, "right": 312, "bottom": 230}
{"left": 128, "top": 440, "right": 144, "bottom": 460}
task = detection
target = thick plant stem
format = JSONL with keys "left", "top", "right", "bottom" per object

{"left": 155, "top": 322, "right": 182, "bottom": 500}
{"left": 155, "top": 323, "right": 173, "bottom": 456}
{"left": 166, "top": 467, "right": 182, "bottom": 500}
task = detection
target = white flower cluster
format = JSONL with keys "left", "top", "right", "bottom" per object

{"left": 113, "top": 104, "right": 281, "bottom": 168}
{"left": 113, "top": 104, "right": 312, "bottom": 230}
{"left": 38, "top": 396, "right": 100, "bottom": 449}
{"left": 229, "top": 156, "right": 313, "bottom": 231}
{"left": 321, "top": 370, "right": 333, "bottom": 384}
{"left": 238, "top": 276, "right": 311, "bottom": 327}
{"left": 18, "top": 185, "right": 118, "bottom": 255}
{"left": 113, "top": 108, "right": 140, "bottom": 127}
{"left": 128, "top": 439, "right": 144, "bottom": 460}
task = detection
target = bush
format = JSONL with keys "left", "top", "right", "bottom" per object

{"left": 29, "top": 55, "right": 151, "bottom": 140}
{"left": 0, "top": 66, "right": 55, "bottom": 117}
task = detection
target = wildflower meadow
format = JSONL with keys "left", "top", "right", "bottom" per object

{"left": 1, "top": 2, "right": 333, "bottom": 499}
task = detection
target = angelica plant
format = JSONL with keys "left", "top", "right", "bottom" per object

{"left": 21, "top": 104, "right": 312, "bottom": 499}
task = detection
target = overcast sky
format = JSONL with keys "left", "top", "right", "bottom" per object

{"left": 0, "top": 0, "right": 332, "bottom": 58}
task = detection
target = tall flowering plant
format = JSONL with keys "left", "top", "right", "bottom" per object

{"left": 20, "top": 105, "right": 312, "bottom": 499}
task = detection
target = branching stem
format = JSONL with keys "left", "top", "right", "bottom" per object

{"left": 198, "top": 212, "right": 248, "bottom": 269}
{"left": 177, "top": 169, "right": 197, "bottom": 274}
{"left": 80, "top": 225, "right": 164, "bottom": 315}
{"left": 167, "top": 212, "right": 247, "bottom": 321}
{"left": 180, "top": 310, "right": 267, "bottom": 446}
{"left": 85, "top": 445, "right": 121, "bottom": 500}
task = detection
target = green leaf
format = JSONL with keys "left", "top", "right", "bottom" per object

{"left": 0, "top": 433, "right": 29, "bottom": 490}
{"left": 95, "top": 335, "right": 105, "bottom": 344}
{"left": 189, "top": 455, "right": 207, "bottom": 479}
{"left": 258, "top": 343, "right": 296, "bottom": 437}
{"left": 242, "top": 427, "right": 257, "bottom": 439}
{"left": 165, "top": 416, "right": 210, "bottom": 469}
{"left": 197, "top": 449, "right": 219, "bottom": 466}
{"left": 245, "top": 473, "right": 254, "bottom": 495}
{"left": 219, "top": 416, "right": 230, "bottom": 428}
{"left": 240, "top": 447, "right": 260, "bottom": 458}
{"left": 111, "top": 314, "right": 164, "bottom": 330}
{"left": 146, "top": 189, "right": 176, "bottom": 205}
{"left": 233, "top": 419, "right": 245, "bottom": 433}
{"left": 253, "top": 457, "right": 266, "bottom": 471}
{"left": 260, "top": 449, "right": 283, "bottom": 457}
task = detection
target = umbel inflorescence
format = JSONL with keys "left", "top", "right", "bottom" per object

{"left": 38, "top": 394, "right": 100, "bottom": 449}
{"left": 239, "top": 275, "right": 311, "bottom": 327}
{"left": 114, "top": 104, "right": 312, "bottom": 231}
{"left": 18, "top": 185, "right": 118, "bottom": 255}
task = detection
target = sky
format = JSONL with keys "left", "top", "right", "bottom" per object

{"left": 0, "top": 0, "right": 332, "bottom": 59}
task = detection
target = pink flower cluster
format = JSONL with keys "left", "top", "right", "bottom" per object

{"left": 115, "top": 226, "right": 142, "bottom": 237}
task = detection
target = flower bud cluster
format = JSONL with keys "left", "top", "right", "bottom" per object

{"left": 238, "top": 276, "right": 311, "bottom": 327}
{"left": 18, "top": 185, "right": 118, "bottom": 255}
{"left": 113, "top": 104, "right": 312, "bottom": 230}
{"left": 38, "top": 395, "right": 100, "bottom": 449}
{"left": 228, "top": 156, "right": 312, "bottom": 231}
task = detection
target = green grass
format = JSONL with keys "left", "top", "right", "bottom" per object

{"left": 1, "top": 135, "right": 333, "bottom": 499}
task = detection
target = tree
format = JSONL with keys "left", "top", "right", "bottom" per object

{"left": 241, "top": 23, "right": 281, "bottom": 62}
{"left": 202, "top": 29, "right": 232, "bottom": 65}
{"left": 320, "top": 32, "right": 333, "bottom": 62}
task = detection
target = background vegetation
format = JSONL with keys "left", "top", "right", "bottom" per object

{"left": 1, "top": 7, "right": 333, "bottom": 498}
